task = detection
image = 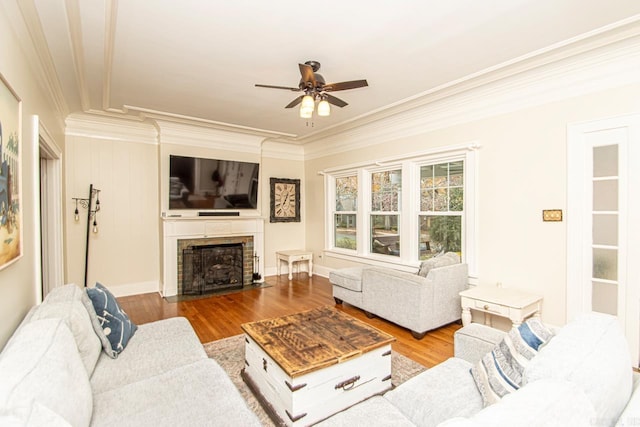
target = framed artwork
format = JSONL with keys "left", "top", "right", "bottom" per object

{"left": 0, "top": 74, "right": 22, "bottom": 271}
{"left": 270, "top": 177, "right": 300, "bottom": 223}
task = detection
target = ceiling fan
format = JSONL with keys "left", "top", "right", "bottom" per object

{"left": 255, "top": 60, "right": 368, "bottom": 118}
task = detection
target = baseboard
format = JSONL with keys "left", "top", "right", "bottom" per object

{"left": 106, "top": 281, "right": 159, "bottom": 297}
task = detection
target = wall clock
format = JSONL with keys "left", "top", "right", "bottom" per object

{"left": 270, "top": 178, "right": 300, "bottom": 223}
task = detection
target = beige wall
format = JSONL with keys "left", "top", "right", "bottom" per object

{"left": 64, "top": 134, "right": 159, "bottom": 294}
{"left": 62, "top": 124, "right": 306, "bottom": 294}
{"left": 305, "top": 83, "right": 640, "bottom": 327}
{"left": 261, "top": 156, "right": 305, "bottom": 273}
{"left": 0, "top": 3, "right": 65, "bottom": 349}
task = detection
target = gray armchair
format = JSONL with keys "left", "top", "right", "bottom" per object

{"left": 330, "top": 253, "right": 468, "bottom": 339}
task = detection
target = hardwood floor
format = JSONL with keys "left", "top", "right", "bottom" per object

{"left": 117, "top": 274, "right": 460, "bottom": 368}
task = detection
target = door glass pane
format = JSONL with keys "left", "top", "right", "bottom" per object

{"left": 335, "top": 214, "right": 356, "bottom": 250}
{"left": 592, "top": 248, "right": 618, "bottom": 281}
{"left": 371, "top": 215, "right": 399, "bottom": 256}
{"left": 592, "top": 281, "right": 618, "bottom": 315}
{"left": 592, "top": 214, "right": 618, "bottom": 246}
{"left": 593, "top": 145, "right": 618, "bottom": 177}
{"left": 593, "top": 180, "right": 618, "bottom": 211}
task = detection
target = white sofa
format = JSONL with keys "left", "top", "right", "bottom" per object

{"left": 330, "top": 253, "right": 468, "bottom": 339}
{"left": 0, "top": 284, "right": 260, "bottom": 426}
{"left": 318, "top": 312, "right": 638, "bottom": 427}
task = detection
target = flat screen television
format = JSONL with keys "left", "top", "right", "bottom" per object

{"left": 169, "top": 155, "right": 259, "bottom": 210}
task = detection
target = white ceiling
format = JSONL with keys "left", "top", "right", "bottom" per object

{"left": 26, "top": 0, "right": 640, "bottom": 143}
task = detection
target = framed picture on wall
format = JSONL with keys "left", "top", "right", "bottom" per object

{"left": 0, "top": 73, "right": 23, "bottom": 270}
{"left": 270, "top": 177, "right": 300, "bottom": 223}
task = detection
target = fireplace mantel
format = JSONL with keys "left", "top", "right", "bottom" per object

{"left": 161, "top": 217, "right": 265, "bottom": 296}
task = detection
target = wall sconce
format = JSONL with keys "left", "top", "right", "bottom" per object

{"left": 72, "top": 184, "right": 101, "bottom": 287}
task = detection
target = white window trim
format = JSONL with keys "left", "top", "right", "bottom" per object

{"left": 324, "top": 143, "right": 479, "bottom": 280}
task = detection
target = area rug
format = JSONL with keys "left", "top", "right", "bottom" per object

{"left": 204, "top": 334, "right": 426, "bottom": 426}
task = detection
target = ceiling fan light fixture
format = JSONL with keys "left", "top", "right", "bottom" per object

{"left": 300, "top": 94, "right": 315, "bottom": 118}
{"left": 317, "top": 99, "right": 331, "bottom": 116}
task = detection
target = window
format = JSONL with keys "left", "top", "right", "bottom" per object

{"left": 419, "top": 161, "right": 463, "bottom": 260}
{"left": 324, "top": 145, "right": 476, "bottom": 275}
{"left": 371, "top": 169, "right": 401, "bottom": 257}
{"left": 334, "top": 175, "right": 357, "bottom": 250}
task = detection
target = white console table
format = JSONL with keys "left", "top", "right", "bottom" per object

{"left": 276, "top": 250, "right": 313, "bottom": 281}
{"left": 459, "top": 286, "right": 542, "bottom": 329}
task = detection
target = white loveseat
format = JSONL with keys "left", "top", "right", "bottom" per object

{"left": 318, "top": 312, "right": 638, "bottom": 427}
{"left": 330, "top": 253, "right": 468, "bottom": 339}
{"left": 0, "top": 284, "right": 260, "bottom": 426}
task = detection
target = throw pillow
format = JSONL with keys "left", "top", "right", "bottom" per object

{"left": 470, "top": 317, "right": 554, "bottom": 406}
{"left": 416, "top": 252, "right": 460, "bottom": 277}
{"left": 85, "top": 282, "right": 138, "bottom": 358}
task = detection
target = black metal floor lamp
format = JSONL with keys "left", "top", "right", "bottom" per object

{"left": 72, "top": 184, "right": 101, "bottom": 287}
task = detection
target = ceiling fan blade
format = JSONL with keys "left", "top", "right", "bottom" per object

{"left": 298, "top": 63, "right": 316, "bottom": 88}
{"left": 255, "top": 84, "right": 300, "bottom": 91}
{"left": 285, "top": 95, "right": 304, "bottom": 108}
{"left": 325, "top": 94, "right": 348, "bottom": 108}
{"left": 323, "top": 79, "right": 368, "bottom": 92}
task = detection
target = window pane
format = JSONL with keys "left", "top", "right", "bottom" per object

{"left": 421, "top": 165, "right": 434, "bottom": 187}
{"left": 434, "top": 188, "right": 448, "bottom": 211}
{"left": 449, "top": 161, "right": 464, "bottom": 186}
{"left": 335, "top": 214, "right": 356, "bottom": 250}
{"left": 421, "top": 189, "right": 434, "bottom": 211}
{"left": 336, "top": 176, "right": 357, "bottom": 211}
{"left": 419, "top": 215, "right": 461, "bottom": 259}
{"left": 592, "top": 248, "right": 617, "bottom": 281}
{"left": 371, "top": 215, "right": 399, "bottom": 257}
{"left": 371, "top": 169, "right": 401, "bottom": 212}
{"left": 593, "top": 145, "right": 618, "bottom": 178}
{"left": 420, "top": 161, "right": 464, "bottom": 213}
{"left": 434, "top": 164, "right": 448, "bottom": 187}
{"left": 450, "top": 187, "right": 463, "bottom": 211}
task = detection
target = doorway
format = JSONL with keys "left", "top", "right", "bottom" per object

{"left": 38, "top": 124, "right": 63, "bottom": 299}
{"left": 567, "top": 113, "right": 640, "bottom": 367}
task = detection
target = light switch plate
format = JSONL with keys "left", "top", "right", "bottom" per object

{"left": 543, "top": 209, "right": 563, "bottom": 222}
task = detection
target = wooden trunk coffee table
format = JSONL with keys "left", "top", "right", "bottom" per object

{"left": 241, "top": 306, "right": 395, "bottom": 426}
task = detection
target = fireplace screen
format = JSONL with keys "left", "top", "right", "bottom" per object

{"left": 182, "top": 243, "right": 244, "bottom": 295}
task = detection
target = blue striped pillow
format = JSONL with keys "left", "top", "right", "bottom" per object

{"left": 471, "top": 318, "right": 554, "bottom": 406}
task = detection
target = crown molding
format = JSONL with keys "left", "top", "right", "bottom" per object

{"left": 14, "top": 0, "right": 69, "bottom": 123}
{"left": 154, "top": 120, "right": 266, "bottom": 154}
{"left": 126, "top": 105, "right": 297, "bottom": 140}
{"left": 261, "top": 140, "right": 305, "bottom": 161}
{"left": 65, "top": 112, "right": 158, "bottom": 144}
{"left": 303, "top": 18, "right": 640, "bottom": 160}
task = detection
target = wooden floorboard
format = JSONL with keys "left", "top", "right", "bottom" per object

{"left": 117, "top": 274, "right": 460, "bottom": 368}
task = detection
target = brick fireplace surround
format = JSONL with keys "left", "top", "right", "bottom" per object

{"left": 162, "top": 217, "right": 265, "bottom": 297}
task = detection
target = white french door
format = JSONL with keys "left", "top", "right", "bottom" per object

{"left": 567, "top": 114, "right": 640, "bottom": 367}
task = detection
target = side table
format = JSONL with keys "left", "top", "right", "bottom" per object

{"left": 459, "top": 286, "right": 542, "bottom": 329}
{"left": 276, "top": 250, "right": 313, "bottom": 281}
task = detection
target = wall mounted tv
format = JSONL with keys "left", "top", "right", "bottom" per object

{"left": 169, "top": 155, "right": 259, "bottom": 210}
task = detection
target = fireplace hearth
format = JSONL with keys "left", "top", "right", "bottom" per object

{"left": 182, "top": 242, "right": 244, "bottom": 295}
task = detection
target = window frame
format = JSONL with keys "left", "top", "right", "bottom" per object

{"left": 324, "top": 145, "right": 478, "bottom": 279}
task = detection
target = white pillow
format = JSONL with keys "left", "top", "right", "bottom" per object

{"left": 0, "top": 318, "right": 93, "bottom": 426}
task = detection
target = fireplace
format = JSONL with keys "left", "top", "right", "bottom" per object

{"left": 181, "top": 243, "right": 244, "bottom": 294}
{"left": 162, "top": 218, "right": 264, "bottom": 297}
{"left": 176, "top": 234, "right": 255, "bottom": 295}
